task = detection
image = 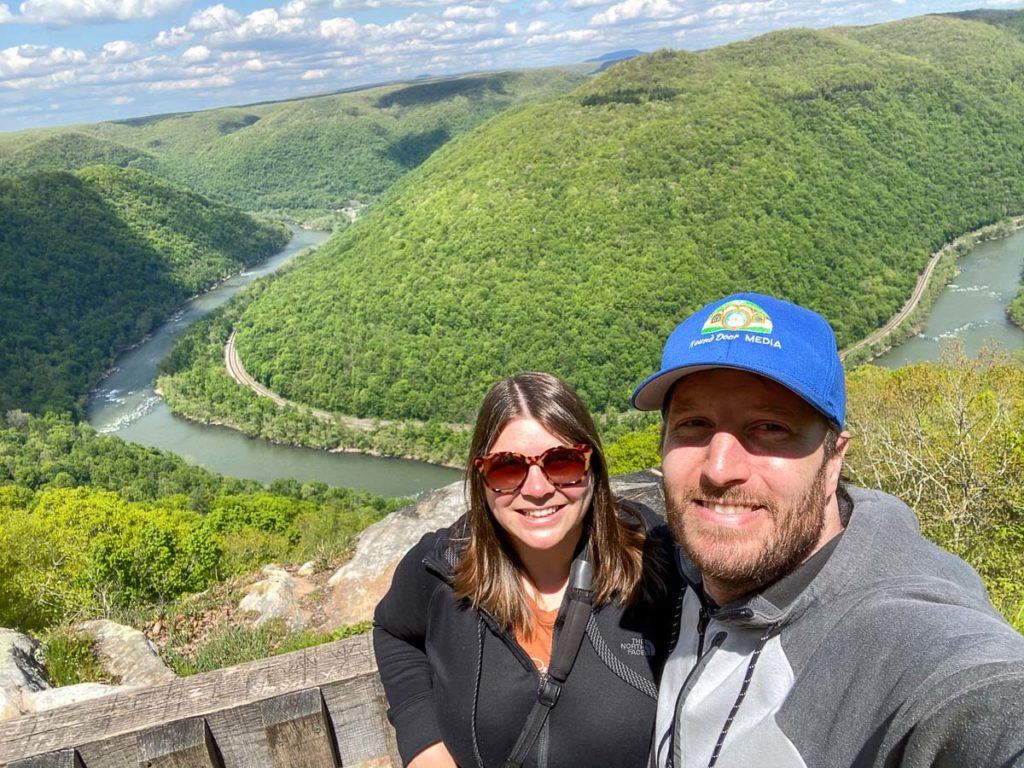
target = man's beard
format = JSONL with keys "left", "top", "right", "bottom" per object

{"left": 665, "top": 461, "right": 829, "bottom": 598}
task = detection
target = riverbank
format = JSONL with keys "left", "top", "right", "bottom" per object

{"left": 842, "top": 216, "right": 1024, "bottom": 367}
{"left": 87, "top": 228, "right": 460, "bottom": 495}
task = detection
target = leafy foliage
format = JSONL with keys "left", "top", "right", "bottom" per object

{"left": 0, "top": 70, "right": 587, "bottom": 217}
{"left": 1010, "top": 270, "right": 1024, "bottom": 328}
{"left": 844, "top": 352, "right": 1024, "bottom": 630}
{"left": 0, "top": 413, "right": 405, "bottom": 631}
{"left": 230, "top": 15, "right": 1024, "bottom": 423}
{"left": 156, "top": 272, "right": 472, "bottom": 466}
{"left": 0, "top": 166, "right": 288, "bottom": 414}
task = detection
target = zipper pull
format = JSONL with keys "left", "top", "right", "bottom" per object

{"left": 696, "top": 606, "right": 709, "bottom": 658}
{"left": 697, "top": 606, "right": 709, "bottom": 636}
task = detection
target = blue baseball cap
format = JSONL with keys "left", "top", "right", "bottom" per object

{"left": 631, "top": 292, "right": 846, "bottom": 427}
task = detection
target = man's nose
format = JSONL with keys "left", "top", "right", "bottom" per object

{"left": 702, "top": 430, "right": 752, "bottom": 488}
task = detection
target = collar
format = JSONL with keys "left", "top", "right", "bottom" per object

{"left": 677, "top": 512, "right": 850, "bottom": 629}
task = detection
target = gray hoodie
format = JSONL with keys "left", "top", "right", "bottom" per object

{"left": 654, "top": 486, "right": 1024, "bottom": 768}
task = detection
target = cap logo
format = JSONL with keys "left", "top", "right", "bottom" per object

{"left": 702, "top": 299, "right": 773, "bottom": 335}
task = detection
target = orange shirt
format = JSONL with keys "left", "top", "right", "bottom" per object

{"left": 516, "top": 593, "right": 560, "bottom": 675}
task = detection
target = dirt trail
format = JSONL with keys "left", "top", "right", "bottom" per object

{"left": 224, "top": 331, "right": 378, "bottom": 428}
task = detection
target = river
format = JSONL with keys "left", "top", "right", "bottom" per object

{"left": 86, "top": 228, "right": 461, "bottom": 497}
{"left": 87, "top": 224, "right": 1024, "bottom": 495}
{"left": 874, "top": 228, "right": 1024, "bottom": 367}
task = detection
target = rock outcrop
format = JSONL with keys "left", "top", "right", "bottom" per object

{"left": 239, "top": 564, "right": 317, "bottom": 630}
{"left": 324, "top": 470, "right": 665, "bottom": 628}
{"left": 0, "top": 628, "right": 49, "bottom": 719}
{"left": 76, "top": 619, "right": 175, "bottom": 687}
{"left": 325, "top": 481, "right": 466, "bottom": 628}
{"left": 0, "top": 628, "right": 127, "bottom": 721}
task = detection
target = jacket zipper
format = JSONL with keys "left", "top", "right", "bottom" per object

{"left": 663, "top": 605, "right": 725, "bottom": 768}
{"left": 696, "top": 606, "right": 709, "bottom": 658}
{"left": 423, "top": 554, "right": 552, "bottom": 680}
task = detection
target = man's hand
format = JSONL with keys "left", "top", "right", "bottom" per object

{"left": 408, "top": 741, "right": 458, "bottom": 768}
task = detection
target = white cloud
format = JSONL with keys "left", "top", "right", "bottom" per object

{"left": 320, "top": 16, "right": 361, "bottom": 40}
{"left": 181, "top": 44, "right": 212, "bottom": 62}
{"left": 17, "top": 0, "right": 188, "bottom": 24}
{"left": 153, "top": 25, "right": 192, "bottom": 47}
{"left": 188, "top": 3, "right": 242, "bottom": 31}
{"left": 0, "top": 4, "right": 13, "bottom": 22}
{"left": 526, "top": 19, "right": 549, "bottom": 32}
{"left": 280, "top": 0, "right": 311, "bottom": 15}
{"left": 206, "top": 9, "right": 310, "bottom": 44}
{"left": 591, "top": 0, "right": 678, "bottom": 25}
{"left": 565, "top": 0, "right": 607, "bottom": 8}
{"left": 704, "top": 1, "right": 781, "bottom": 19}
{"left": 147, "top": 73, "right": 233, "bottom": 90}
{"left": 442, "top": 5, "right": 500, "bottom": 20}
{"left": 101, "top": 40, "right": 141, "bottom": 59}
{"left": 301, "top": 68, "right": 328, "bottom": 78}
{"left": 0, "top": 44, "right": 86, "bottom": 77}
{"left": 525, "top": 27, "right": 600, "bottom": 44}
{"left": 111, "top": 94, "right": 133, "bottom": 104}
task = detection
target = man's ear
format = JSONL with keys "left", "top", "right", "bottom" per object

{"left": 826, "top": 431, "right": 851, "bottom": 496}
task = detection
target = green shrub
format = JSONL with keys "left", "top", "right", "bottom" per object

{"left": 164, "top": 619, "right": 372, "bottom": 675}
{"left": 41, "top": 628, "right": 116, "bottom": 686}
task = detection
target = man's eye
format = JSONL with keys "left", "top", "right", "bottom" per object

{"left": 675, "top": 418, "right": 711, "bottom": 430}
{"left": 752, "top": 422, "right": 789, "bottom": 434}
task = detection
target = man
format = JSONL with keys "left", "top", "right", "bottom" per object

{"left": 631, "top": 292, "right": 1024, "bottom": 768}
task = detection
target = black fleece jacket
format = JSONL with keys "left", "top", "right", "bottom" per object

{"left": 373, "top": 508, "right": 680, "bottom": 768}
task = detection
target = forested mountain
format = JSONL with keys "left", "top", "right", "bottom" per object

{"left": 0, "top": 166, "right": 288, "bottom": 414}
{"left": 0, "top": 70, "right": 587, "bottom": 216}
{"left": 225, "top": 13, "right": 1024, "bottom": 422}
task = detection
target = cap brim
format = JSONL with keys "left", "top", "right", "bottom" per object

{"left": 630, "top": 365, "right": 720, "bottom": 411}
{"left": 631, "top": 362, "right": 840, "bottom": 427}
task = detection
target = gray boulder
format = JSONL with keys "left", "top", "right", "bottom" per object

{"left": 0, "top": 628, "right": 48, "bottom": 719}
{"left": 325, "top": 470, "right": 665, "bottom": 628}
{"left": 27, "top": 682, "right": 128, "bottom": 713}
{"left": 239, "top": 564, "right": 316, "bottom": 630}
{"left": 76, "top": 619, "right": 176, "bottom": 687}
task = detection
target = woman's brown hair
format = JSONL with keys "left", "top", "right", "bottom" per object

{"left": 453, "top": 372, "right": 653, "bottom": 634}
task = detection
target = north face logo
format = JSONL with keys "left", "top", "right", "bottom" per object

{"left": 620, "top": 638, "right": 656, "bottom": 657}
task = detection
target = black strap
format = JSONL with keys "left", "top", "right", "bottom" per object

{"left": 502, "top": 551, "right": 594, "bottom": 768}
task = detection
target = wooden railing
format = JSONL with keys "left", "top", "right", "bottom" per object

{"left": 0, "top": 633, "right": 400, "bottom": 767}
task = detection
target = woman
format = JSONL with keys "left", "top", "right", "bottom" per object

{"left": 373, "top": 372, "right": 678, "bottom": 767}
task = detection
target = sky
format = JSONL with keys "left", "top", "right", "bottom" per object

{"left": 1, "top": 0, "right": 1022, "bottom": 131}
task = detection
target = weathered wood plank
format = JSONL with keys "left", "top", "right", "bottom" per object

{"left": 71, "top": 732, "right": 137, "bottom": 768}
{"left": 136, "top": 718, "right": 221, "bottom": 768}
{"left": 0, "top": 634, "right": 379, "bottom": 764}
{"left": 322, "top": 674, "right": 399, "bottom": 766}
{"left": 8, "top": 749, "right": 83, "bottom": 768}
{"left": 203, "top": 700, "right": 270, "bottom": 766}
{"left": 261, "top": 688, "right": 337, "bottom": 768}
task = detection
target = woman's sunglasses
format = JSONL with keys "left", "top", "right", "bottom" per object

{"left": 473, "top": 444, "right": 593, "bottom": 494}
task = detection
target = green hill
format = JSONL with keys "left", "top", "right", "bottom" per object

{"left": 0, "top": 132, "right": 154, "bottom": 175}
{"left": 0, "top": 166, "right": 288, "bottom": 414}
{"left": 0, "top": 70, "right": 587, "bottom": 217}
{"left": 225, "top": 13, "right": 1024, "bottom": 422}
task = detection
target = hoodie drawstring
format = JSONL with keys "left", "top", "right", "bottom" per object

{"left": 706, "top": 623, "right": 778, "bottom": 768}
{"left": 472, "top": 617, "right": 486, "bottom": 768}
